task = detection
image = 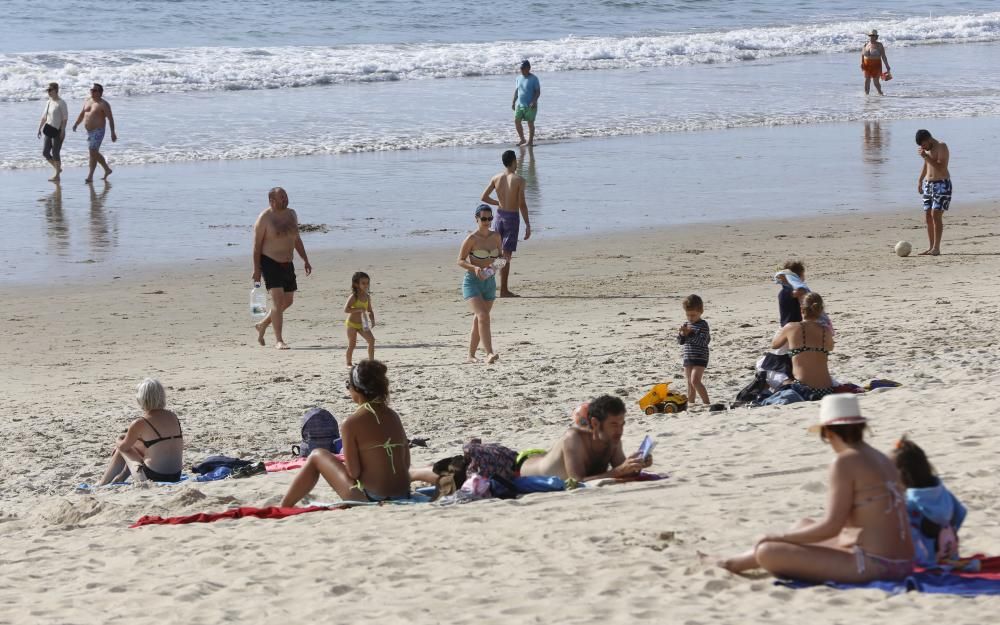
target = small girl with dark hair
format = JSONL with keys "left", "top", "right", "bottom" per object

{"left": 344, "top": 271, "right": 375, "bottom": 367}
{"left": 892, "top": 436, "right": 966, "bottom": 565}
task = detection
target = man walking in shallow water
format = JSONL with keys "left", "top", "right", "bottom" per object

{"left": 72, "top": 83, "right": 117, "bottom": 183}
{"left": 252, "top": 187, "right": 312, "bottom": 350}
{"left": 512, "top": 60, "right": 540, "bottom": 146}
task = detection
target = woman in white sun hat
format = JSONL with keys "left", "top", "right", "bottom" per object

{"left": 719, "top": 394, "right": 914, "bottom": 582}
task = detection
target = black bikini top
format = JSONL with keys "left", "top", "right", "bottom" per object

{"left": 141, "top": 416, "right": 183, "bottom": 448}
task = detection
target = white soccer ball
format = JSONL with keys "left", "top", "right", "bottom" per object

{"left": 895, "top": 241, "right": 912, "bottom": 257}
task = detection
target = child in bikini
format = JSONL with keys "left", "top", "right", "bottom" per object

{"left": 892, "top": 436, "right": 966, "bottom": 566}
{"left": 344, "top": 271, "right": 375, "bottom": 367}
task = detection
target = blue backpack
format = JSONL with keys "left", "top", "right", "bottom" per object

{"left": 292, "top": 408, "right": 342, "bottom": 457}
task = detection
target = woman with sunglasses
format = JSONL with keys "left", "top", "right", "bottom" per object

{"left": 280, "top": 359, "right": 411, "bottom": 505}
{"left": 457, "top": 204, "right": 503, "bottom": 363}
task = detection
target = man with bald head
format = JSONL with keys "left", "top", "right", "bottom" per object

{"left": 252, "top": 187, "right": 312, "bottom": 350}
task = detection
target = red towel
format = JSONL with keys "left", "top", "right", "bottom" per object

{"left": 130, "top": 505, "right": 336, "bottom": 528}
{"left": 264, "top": 454, "right": 345, "bottom": 473}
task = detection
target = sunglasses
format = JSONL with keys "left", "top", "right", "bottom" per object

{"left": 479, "top": 216, "right": 494, "bottom": 222}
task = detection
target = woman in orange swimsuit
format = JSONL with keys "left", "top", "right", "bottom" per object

{"left": 719, "top": 395, "right": 914, "bottom": 583}
{"left": 861, "top": 29, "right": 891, "bottom": 96}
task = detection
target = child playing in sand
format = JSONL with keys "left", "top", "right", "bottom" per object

{"left": 344, "top": 271, "right": 376, "bottom": 367}
{"left": 677, "top": 295, "right": 710, "bottom": 406}
{"left": 892, "top": 436, "right": 967, "bottom": 566}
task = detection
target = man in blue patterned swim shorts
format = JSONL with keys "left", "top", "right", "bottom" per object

{"left": 915, "top": 129, "right": 951, "bottom": 256}
{"left": 73, "top": 83, "right": 118, "bottom": 183}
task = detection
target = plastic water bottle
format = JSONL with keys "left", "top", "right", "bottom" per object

{"left": 481, "top": 258, "right": 507, "bottom": 279}
{"left": 250, "top": 283, "right": 268, "bottom": 321}
{"left": 361, "top": 308, "right": 371, "bottom": 332}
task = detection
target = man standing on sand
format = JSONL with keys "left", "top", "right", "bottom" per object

{"left": 915, "top": 129, "right": 951, "bottom": 256}
{"left": 72, "top": 83, "right": 117, "bottom": 183}
{"left": 481, "top": 149, "right": 531, "bottom": 297}
{"left": 37, "top": 82, "right": 69, "bottom": 182}
{"left": 252, "top": 187, "right": 312, "bottom": 350}
{"left": 512, "top": 60, "right": 540, "bottom": 146}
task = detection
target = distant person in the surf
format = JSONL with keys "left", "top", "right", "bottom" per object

{"left": 512, "top": 60, "right": 540, "bottom": 146}
{"left": 860, "top": 30, "right": 891, "bottom": 96}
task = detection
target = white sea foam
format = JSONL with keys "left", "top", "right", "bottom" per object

{"left": 2, "top": 12, "right": 998, "bottom": 102}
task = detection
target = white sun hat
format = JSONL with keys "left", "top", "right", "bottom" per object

{"left": 808, "top": 394, "right": 868, "bottom": 432}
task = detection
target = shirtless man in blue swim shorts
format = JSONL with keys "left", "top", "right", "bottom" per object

{"left": 915, "top": 129, "right": 951, "bottom": 256}
{"left": 480, "top": 149, "right": 531, "bottom": 297}
{"left": 72, "top": 83, "right": 117, "bottom": 183}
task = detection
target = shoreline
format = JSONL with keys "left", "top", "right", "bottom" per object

{"left": 5, "top": 114, "right": 1000, "bottom": 287}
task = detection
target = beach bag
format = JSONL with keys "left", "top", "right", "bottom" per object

{"left": 43, "top": 123, "right": 60, "bottom": 138}
{"left": 463, "top": 439, "right": 517, "bottom": 481}
{"left": 757, "top": 353, "right": 792, "bottom": 378}
{"left": 292, "top": 408, "right": 341, "bottom": 457}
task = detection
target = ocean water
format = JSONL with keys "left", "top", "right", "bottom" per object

{"left": 2, "top": 0, "right": 1000, "bottom": 283}
{"left": 2, "top": 1, "right": 1000, "bottom": 168}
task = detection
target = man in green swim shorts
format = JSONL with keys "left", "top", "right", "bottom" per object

{"left": 518, "top": 395, "right": 651, "bottom": 482}
{"left": 512, "top": 60, "right": 540, "bottom": 146}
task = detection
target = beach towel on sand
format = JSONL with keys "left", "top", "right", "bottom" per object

{"left": 776, "top": 556, "right": 1000, "bottom": 596}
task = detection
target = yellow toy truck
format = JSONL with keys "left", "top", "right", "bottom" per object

{"left": 637, "top": 382, "right": 688, "bottom": 415}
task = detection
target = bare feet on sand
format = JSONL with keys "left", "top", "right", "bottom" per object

{"left": 48, "top": 174, "right": 60, "bottom": 182}
{"left": 275, "top": 341, "right": 289, "bottom": 350}
{"left": 486, "top": 353, "right": 499, "bottom": 364}
{"left": 84, "top": 178, "right": 93, "bottom": 184}
{"left": 255, "top": 322, "right": 266, "bottom": 346}
{"left": 465, "top": 356, "right": 479, "bottom": 364}
{"left": 499, "top": 291, "right": 520, "bottom": 298}
{"left": 517, "top": 139, "right": 526, "bottom": 146}
{"left": 103, "top": 168, "right": 113, "bottom": 180}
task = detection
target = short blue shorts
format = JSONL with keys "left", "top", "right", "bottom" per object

{"left": 462, "top": 272, "right": 497, "bottom": 301}
{"left": 87, "top": 127, "right": 105, "bottom": 151}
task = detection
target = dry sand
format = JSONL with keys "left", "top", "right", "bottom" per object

{"left": 2, "top": 204, "right": 1000, "bottom": 623}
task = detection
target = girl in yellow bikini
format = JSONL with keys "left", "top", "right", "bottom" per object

{"left": 344, "top": 271, "right": 375, "bottom": 366}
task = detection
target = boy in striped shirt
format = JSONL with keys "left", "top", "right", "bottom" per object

{"left": 677, "top": 294, "right": 710, "bottom": 406}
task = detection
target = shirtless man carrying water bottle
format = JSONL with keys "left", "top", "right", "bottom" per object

{"left": 252, "top": 187, "right": 312, "bottom": 349}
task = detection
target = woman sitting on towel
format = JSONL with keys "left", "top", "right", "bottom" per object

{"left": 98, "top": 378, "right": 184, "bottom": 485}
{"left": 772, "top": 292, "right": 835, "bottom": 401}
{"left": 719, "top": 395, "right": 914, "bottom": 582}
{"left": 281, "top": 359, "right": 411, "bottom": 505}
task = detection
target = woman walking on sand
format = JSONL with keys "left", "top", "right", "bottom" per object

{"left": 457, "top": 204, "right": 503, "bottom": 363}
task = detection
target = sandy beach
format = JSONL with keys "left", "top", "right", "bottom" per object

{"left": 2, "top": 201, "right": 999, "bottom": 624}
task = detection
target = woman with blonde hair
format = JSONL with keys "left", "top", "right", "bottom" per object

{"left": 97, "top": 378, "right": 184, "bottom": 484}
{"left": 771, "top": 292, "right": 835, "bottom": 401}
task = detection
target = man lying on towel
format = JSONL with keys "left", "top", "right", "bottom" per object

{"left": 517, "top": 395, "right": 651, "bottom": 482}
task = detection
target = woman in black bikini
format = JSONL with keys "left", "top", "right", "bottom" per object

{"left": 281, "top": 359, "right": 411, "bottom": 505}
{"left": 97, "top": 378, "right": 184, "bottom": 485}
{"left": 773, "top": 292, "right": 835, "bottom": 401}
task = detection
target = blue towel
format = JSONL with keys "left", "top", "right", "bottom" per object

{"left": 776, "top": 573, "right": 1000, "bottom": 596}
